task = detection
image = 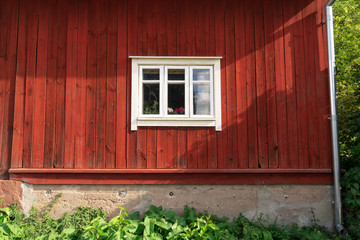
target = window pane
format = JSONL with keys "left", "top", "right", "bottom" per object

{"left": 168, "top": 69, "right": 185, "bottom": 81}
{"left": 168, "top": 84, "right": 185, "bottom": 115}
{"left": 143, "top": 69, "right": 159, "bottom": 80}
{"left": 193, "top": 69, "right": 210, "bottom": 81}
{"left": 143, "top": 84, "right": 159, "bottom": 114}
{"left": 193, "top": 84, "right": 210, "bottom": 115}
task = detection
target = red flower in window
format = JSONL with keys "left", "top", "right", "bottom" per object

{"left": 174, "top": 107, "right": 185, "bottom": 114}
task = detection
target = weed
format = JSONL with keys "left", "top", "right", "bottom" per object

{"left": 0, "top": 200, "right": 347, "bottom": 239}
{"left": 342, "top": 167, "right": 360, "bottom": 239}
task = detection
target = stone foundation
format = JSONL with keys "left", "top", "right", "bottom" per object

{"left": 19, "top": 184, "right": 335, "bottom": 230}
{"left": 0, "top": 180, "right": 22, "bottom": 207}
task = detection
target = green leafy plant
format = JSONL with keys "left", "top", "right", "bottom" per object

{"left": 0, "top": 201, "right": 346, "bottom": 239}
{"left": 334, "top": 0, "right": 360, "bottom": 170}
{"left": 342, "top": 167, "right": 360, "bottom": 239}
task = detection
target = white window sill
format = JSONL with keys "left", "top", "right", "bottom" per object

{"left": 136, "top": 119, "right": 217, "bottom": 128}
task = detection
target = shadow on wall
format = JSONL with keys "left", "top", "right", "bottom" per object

{"left": 134, "top": 0, "right": 332, "bottom": 170}
{"left": 0, "top": 0, "right": 331, "bottom": 176}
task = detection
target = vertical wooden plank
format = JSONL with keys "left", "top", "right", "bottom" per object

{"left": 293, "top": 0, "right": 309, "bottom": 169}
{"left": 146, "top": 127, "right": 157, "bottom": 168}
{"left": 135, "top": 0, "right": 149, "bottom": 169}
{"left": 147, "top": 32, "right": 160, "bottom": 170}
{"left": 254, "top": 0, "right": 268, "bottom": 169}
{"left": 11, "top": 0, "right": 26, "bottom": 168}
{"left": 195, "top": 0, "right": 206, "bottom": 56}
{"left": 225, "top": 0, "right": 238, "bottom": 168}
{"left": 1, "top": 0, "right": 18, "bottom": 175}
{"left": 194, "top": 0, "right": 207, "bottom": 169}
{"left": 137, "top": 0, "right": 147, "bottom": 55}
{"left": 283, "top": 0, "right": 299, "bottom": 168}
{"left": 32, "top": 0, "right": 49, "bottom": 168}
{"left": 54, "top": 2, "right": 67, "bottom": 168}
{"left": 184, "top": 0, "right": 198, "bottom": 169}
{"left": 85, "top": 0, "right": 98, "bottom": 169}
{"left": 23, "top": 1, "right": 39, "bottom": 168}
{"left": 273, "top": 0, "right": 288, "bottom": 169}
{"left": 316, "top": 0, "right": 331, "bottom": 169}
{"left": 185, "top": 0, "right": 196, "bottom": 56}
{"left": 116, "top": 0, "right": 127, "bottom": 169}
{"left": 303, "top": 1, "right": 320, "bottom": 168}
{"left": 105, "top": 0, "right": 117, "bottom": 168}
{"left": 137, "top": 0, "right": 154, "bottom": 169}
{"left": 245, "top": 0, "right": 258, "bottom": 168}
{"left": 156, "top": 128, "right": 168, "bottom": 168}
{"left": 197, "top": 129, "right": 208, "bottom": 169}
{"left": 75, "top": 0, "right": 88, "bottom": 169}
{"left": 264, "top": 0, "right": 278, "bottom": 168}
{"left": 64, "top": 0, "right": 78, "bottom": 169}
{"left": 161, "top": 0, "right": 179, "bottom": 169}
{"left": 0, "top": 1, "right": 8, "bottom": 173}
{"left": 126, "top": 0, "right": 138, "bottom": 168}
{"left": 207, "top": 129, "right": 217, "bottom": 169}
{"left": 153, "top": 0, "right": 167, "bottom": 172}
{"left": 177, "top": 128, "right": 187, "bottom": 168}
{"left": 167, "top": 129, "right": 177, "bottom": 169}
{"left": 205, "top": 0, "right": 215, "bottom": 57}
{"left": 322, "top": 0, "right": 332, "bottom": 169}
{"left": 44, "top": 0, "right": 60, "bottom": 168}
{"left": 215, "top": 0, "right": 227, "bottom": 169}
{"left": 167, "top": 0, "right": 177, "bottom": 56}
{"left": 137, "top": 127, "right": 147, "bottom": 168}
{"left": 187, "top": 129, "right": 198, "bottom": 169}
{"left": 175, "top": 0, "right": 188, "bottom": 169}
{"left": 152, "top": 0, "right": 162, "bottom": 56}
{"left": 235, "top": 0, "right": 248, "bottom": 169}
{"left": 176, "top": 0, "right": 186, "bottom": 56}
{"left": 206, "top": 0, "right": 217, "bottom": 169}
{"left": 95, "top": 0, "right": 107, "bottom": 168}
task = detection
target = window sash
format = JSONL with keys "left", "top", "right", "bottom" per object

{"left": 139, "top": 66, "right": 163, "bottom": 117}
{"left": 190, "top": 66, "right": 214, "bottom": 117}
{"left": 165, "top": 66, "right": 189, "bottom": 118}
{"left": 139, "top": 65, "right": 214, "bottom": 119}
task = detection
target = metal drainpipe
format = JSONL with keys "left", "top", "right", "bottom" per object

{"left": 325, "top": 0, "right": 347, "bottom": 236}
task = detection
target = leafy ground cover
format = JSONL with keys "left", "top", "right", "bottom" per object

{"left": 342, "top": 167, "right": 360, "bottom": 239}
{"left": 0, "top": 200, "right": 344, "bottom": 240}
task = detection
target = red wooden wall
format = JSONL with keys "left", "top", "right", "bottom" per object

{"left": 1, "top": 0, "right": 333, "bottom": 184}
{"left": 0, "top": 1, "right": 18, "bottom": 179}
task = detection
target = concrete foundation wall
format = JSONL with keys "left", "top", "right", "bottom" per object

{"left": 19, "top": 184, "right": 335, "bottom": 230}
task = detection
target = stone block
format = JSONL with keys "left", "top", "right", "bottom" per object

{"left": 0, "top": 180, "right": 22, "bottom": 208}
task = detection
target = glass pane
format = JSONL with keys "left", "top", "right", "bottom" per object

{"left": 193, "top": 69, "right": 210, "bottom": 81}
{"left": 143, "top": 69, "right": 159, "bottom": 80}
{"left": 193, "top": 84, "right": 210, "bottom": 115}
{"left": 168, "top": 69, "right": 185, "bottom": 81}
{"left": 143, "top": 84, "right": 159, "bottom": 114}
{"left": 168, "top": 84, "right": 185, "bottom": 115}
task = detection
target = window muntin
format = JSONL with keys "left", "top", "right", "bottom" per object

{"left": 131, "top": 57, "right": 222, "bottom": 131}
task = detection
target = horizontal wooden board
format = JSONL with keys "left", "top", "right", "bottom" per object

{"left": 10, "top": 172, "right": 333, "bottom": 184}
{"left": 9, "top": 168, "right": 332, "bottom": 174}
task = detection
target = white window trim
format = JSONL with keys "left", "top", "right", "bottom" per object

{"left": 130, "top": 56, "right": 222, "bottom": 131}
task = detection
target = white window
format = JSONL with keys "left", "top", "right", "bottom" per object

{"left": 130, "top": 56, "right": 222, "bottom": 131}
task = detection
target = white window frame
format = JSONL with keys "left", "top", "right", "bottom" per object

{"left": 130, "top": 56, "right": 222, "bottom": 131}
